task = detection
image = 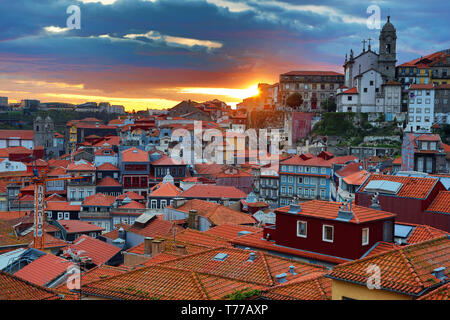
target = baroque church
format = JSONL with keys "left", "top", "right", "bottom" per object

{"left": 337, "top": 16, "right": 405, "bottom": 122}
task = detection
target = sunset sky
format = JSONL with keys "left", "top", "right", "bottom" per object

{"left": 0, "top": 0, "right": 449, "bottom": 111}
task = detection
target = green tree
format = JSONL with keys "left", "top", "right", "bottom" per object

{"left": 286, "top": 92, "right": 303, "bottom": 109}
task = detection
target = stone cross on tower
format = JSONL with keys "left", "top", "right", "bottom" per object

{"left": 367, "top": 38, "right": 372, "bottom": 51}
{"left": 361, "top": 39, "right": 367, "bottom": 52}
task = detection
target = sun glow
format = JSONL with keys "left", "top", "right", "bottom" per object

{"left": 179, "top": 84, "right": 259, "bottom": 100}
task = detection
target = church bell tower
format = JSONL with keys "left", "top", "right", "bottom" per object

{"left": 378, "top": 16, "right": 397, "bottom": 81}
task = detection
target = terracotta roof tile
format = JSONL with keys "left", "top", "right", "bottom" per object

{"left": 359, "top": 174, "right": 439, "bottom": 199}
{"left": 426, "top": 191, "right": 450, "bottom": 214}
{"left": 96, "top": 162, "right": 119, "bottom": 171}
{"left": 275, "top": 200, "right": 395, "bottom": 224}
{"left": 262, "top": 272, "right": 331, "bottom": 300}
{"left": 83, "top": 193, "right": 116, "bottom": 207}
{"left": 179, "top": 185, "right": 247, "bottom": 199}
{"left": 57, "top": 220, "right": 104, "bottom": 234}
{"left": 150, "top": 182, "right": 182, "bottom": 197}
{"left": 62, "top": 235, "right": 121, "bottom": 266}
{"left": 418, "top": 282, "right": 450, "bottom": 300}
{"left": 46, "top": 202, "right": 81, "bottom": 212}
{"left": 81, "top": 264, "right": 264, "bottom": 300}
{"left": 121, "top": 147, "right": 149, "bottom": 163}
{"left": 116, "top": 191, "right": 144, "bottom": 201}
{"left": 204, "top": 224, "right": 263, "bottom": 241}
{"left": 97, "top": 176, "right": 121, "bottom": 187}
{"left": 170, "top": 199, "right": 256, "bottom": 226}
{"left": 127, "top": 216, "right": 181, "bottom": 238}
{"left": 14, "top": 254, "right": 75, "bottom": 287}
{"left": 0, "top": 270, "right": 61, "bottom": 300}
{"left": 159, "top": 247, "right": 326, "bottom": 287}
{"left": 327, "top": 236, "right": 450, "bottom": 296}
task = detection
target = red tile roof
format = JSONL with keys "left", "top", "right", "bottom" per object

{"left": 359, "top": 174, "right": 439, "bottom": 199}
{"left": 116, "top": 191, "right": 145, "bottom": 201}
{"left": 409, "top": 84, "right": 435, "bottom": 90}
{"left": 204, "top": 224, "right": 263, "bottom": 241}
{"left": 46, "top": 202, "right": 81, "bottom": 212}
{"left": 261, "top": 272, "right": 331, "bottom": 300}
{"left": 57, "top": 220, "right": 104, "bottom": 234}
{"left": 119, "top": 200, "right": 146, "bottom": 209}
{"left": 62, "top": 235, "right": 121, "bottom": 266}
{"left": 398, "top": 222, "right": 449, "bottom": 244}
{"left": 83, "top": 193, "right": 116, "bottom": 207}
{"left": 0, "top": 270, "right": 61, "bottom": 300}
{"left": 96, "top": 162, "right": 119, "bottom": 171}
{"left": 81, "top": 264, "right": 265, "bottom": 300}
{"left": 327, "top": 236, "right": 450, "bottom": 296}
{"left": 275, "top": 200, "right": 395, "bottom": 224}
{"left": 46, "top": 166, "right": 68, "bottom": 176}
{"left": 121, "top": 147, "right": 149, "bottom": 163}
{"left": 179, "top": 184, "right": 247, "bottom": 199}
{"left": 363, "top": 241, "right": 398, "bottom": 257}
{"left": 173, "top": 228, "right": 230, "bottom": 248}
{"left": 418, "top": 283, "right": 450, "bottom": 300}
{"left": 97, "top": 176, "right": 121, "bottom": 187}
{"left": 151, "top": 154, "right": 185, "bottom": 165}
{"left": 343, "top": 170, "right": 370, "bottom": 186}
{"left": 127, "top": 216, "right": 181, "bottom": 238}
{"left": 170, "top": 199, "right": 256, "bottom": 226}
{"left": 0, "top": 130, "right": 34, "bottom": 140}
{"left": 160, "top": 247, "right": 326, "bottom": 287}
{"left": 342, "top": 87, "right": 358, "bottom": 94}
{"left": 426, "top": 191, "right": 450, "bottom": 214}
{"left": 66, "top": 161, "right": 95, "bottom": 171}
{"left": 14, "top": 254, "right": 75, "bottom": 287}
{"left": 150, "top": 182, "right": 182, "bottom": 197}
{"left": 94, "top": 148, "right": 116, "bottom": 156}
{"left": 55, "top": 265, "right": 131, "bottom": 300}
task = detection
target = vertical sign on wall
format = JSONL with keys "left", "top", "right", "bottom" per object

{"left": 34, "top": 183, "right": 45, "bottom": 249}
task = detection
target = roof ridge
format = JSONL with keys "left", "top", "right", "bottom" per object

{"left": 191, "top": 271, "right": 210, "bottom": 300}
{"left": 0, "top": 269, "right": 60, "bottom": 299}
{"left": 259, "top": 251, "right": 275, "bottom": 286}
{"left": 315, "top": 277, "right": 328, "bottom": 300}
{"left": 398, "top": 249, "right": 424, "bottom": 289}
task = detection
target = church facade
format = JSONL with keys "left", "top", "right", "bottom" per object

{"left": 337, "top": 17, "right": 405, "bottom": 122}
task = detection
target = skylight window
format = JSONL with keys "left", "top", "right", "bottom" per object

{"left": 213, "top": 253, "right": 229, "bottom": 261}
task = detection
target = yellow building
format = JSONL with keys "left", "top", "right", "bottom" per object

{"left": 326, "top": 236, "right": 450, "bottom": 300}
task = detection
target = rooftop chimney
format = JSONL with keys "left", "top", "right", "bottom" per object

{"left": 188, "top": 209, "right": 199, "bottom": 230}
{"left": 175, "top": 244, "right": 187, "bottom": 256}
{"left": 172, "top": 197, "right": 187, "bottom": 209}
{"left": 247, "top": 252, "right": 256, "bottom": 262}
{"left": 144, "top": 237, "right": 153, "bottom": 255}
{"left": 289, "top": 266, "right": 297, "bottom": 275}
{"left": 336, "top": 201, "right": 354, "bottom": 221}
{"left": 151, "top": 240, "right": 162, "bottom": 256}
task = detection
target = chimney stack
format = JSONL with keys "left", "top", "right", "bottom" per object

{"left": 175, "top": 244, "right": 187, "bottom": 256}
{"left": 188, "top": 209, "right": 199, "bottom": 230}
{"left": 151, "top": 240, "right": 162, "bottom": 256}
{"left": 173, "top": 197, "right": 187, "bottom": 209}
{"left": 144, "top": 237, "right": 153, "bottom": 255}
{"left": 289, "top": 266, "right": 297, "bottom": 275}
{"left": 276, "top": 273, "right": 287, "bottom": 284}
{"left": 247, "top": 252, "right": 256, "bottom": 262}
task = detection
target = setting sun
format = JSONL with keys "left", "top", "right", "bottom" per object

{"left": 179, "top": 84, "right": 259, "bottom": 100}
